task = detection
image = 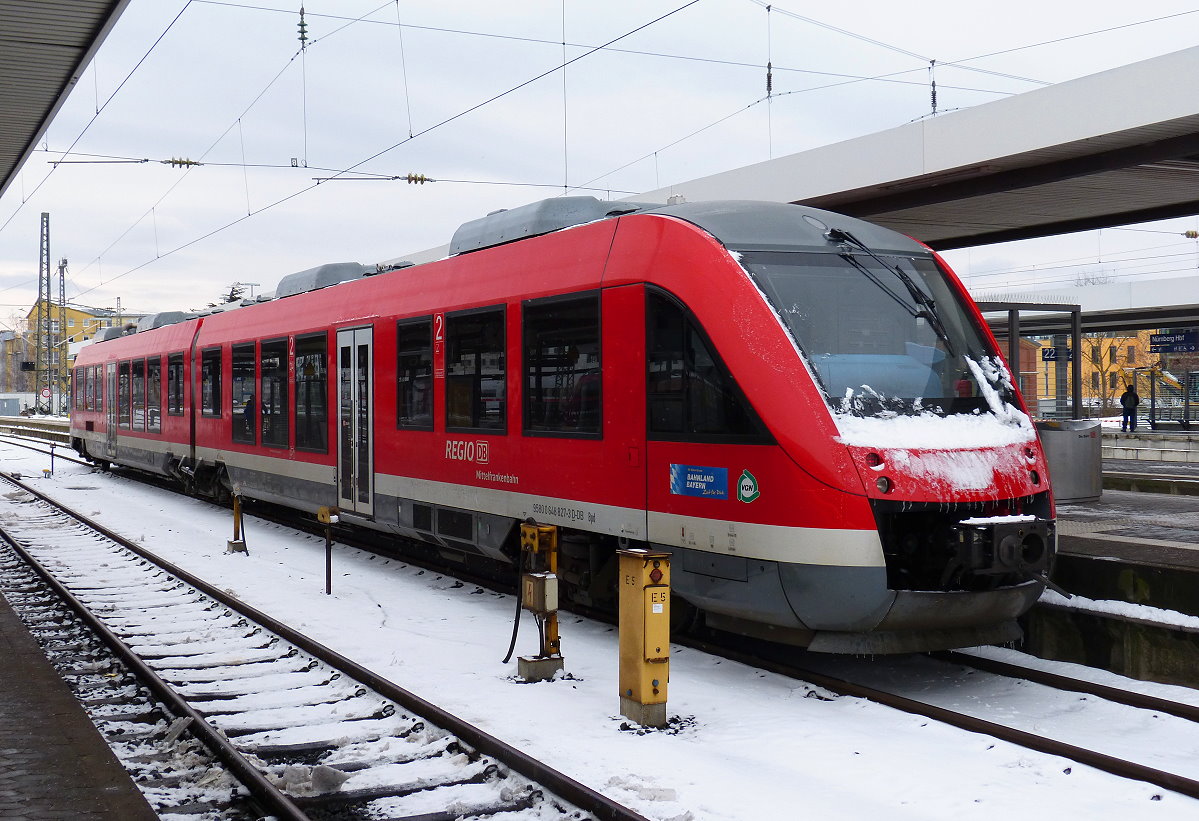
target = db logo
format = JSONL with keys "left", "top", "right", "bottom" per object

{"left": 445, "top": 439, "right": 490, "bottom": 464}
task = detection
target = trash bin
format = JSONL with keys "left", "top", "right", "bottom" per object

{"left": 1035, "top": 420, "right": 1102, "bottom": 503}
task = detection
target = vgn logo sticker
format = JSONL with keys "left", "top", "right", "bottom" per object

{"left": 737, "top": 469, "right": 760, "bottom": 503}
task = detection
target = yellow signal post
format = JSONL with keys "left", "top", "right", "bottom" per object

{"left": 226, "top": 495, "right": 248, "bottom": 555}
{"left": 318, "top": 506, "right": 339, "bottom": 595}
{"left": 517, "top": 522, "right": 564, "bottom": 682}
{"left": 618, "top": 549, "right": 671, "bottom": 728}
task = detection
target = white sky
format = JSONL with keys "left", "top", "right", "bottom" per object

{"left": 2, "top": 0, "right": 1199, "bottom": 324}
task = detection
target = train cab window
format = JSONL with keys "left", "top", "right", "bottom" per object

{"left": 260, "top": 339, "right": 288, "bottom": 448}
{"left": 295, "top": 332, "right": 328, "bottom": 452}
{"left": 646, "top": 290, "right": 770, "bottom": 442}
{"left": 523, "top": 293, "right": 601, "bottom": 436}
{"left": 445, "top": 307, "right": 505, "bottom": 432}
{"left": 118, "top": 361, "right": 131, "bottom": 429}
{"left": 397, "top": 318, "right": 433, "bottom": 430}
{"left": 132, "top": 359, "right": 146, "bottom": 431}
{"left": 167, "top": 353, "right": 184, "bottom": 415}
{"left": 201, "top": 347, "right": 222, "bottom": 418}
{"left": 147, "top": 356, "right": 162, "bottom": 433}
{"left": 232, "top": 343, "right": 256, "bottom": 444}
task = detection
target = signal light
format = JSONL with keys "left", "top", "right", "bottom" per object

{"left": 876, "top": 477, "right": 893, "bottom": 493}
{"left": 650, "top": 562, "right": 663, "bottom": 584}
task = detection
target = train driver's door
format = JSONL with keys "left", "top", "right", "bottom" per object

{"left": 337, "top": 327, "right": 374, "bottom": 517}
{"left": 105, "top": 362, "right": 118, "bottom": 458}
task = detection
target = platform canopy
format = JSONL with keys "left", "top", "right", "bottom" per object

{"left": 0, "top": 0, "right": 131, "bottom": 202}
{"left": 636, "top": 47, "right": 1199, "bottom": 251}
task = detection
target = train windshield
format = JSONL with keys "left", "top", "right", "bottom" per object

{"left": 742, "top": 249, "right": 1014, "bottom": 417}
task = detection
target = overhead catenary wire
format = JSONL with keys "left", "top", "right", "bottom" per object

{"left": 66, "top": 1, "right": 702, "bottom": 303}
{"left": 394, "top": 0, "right": 414, "bottom": 138}
{"left": 0, "top": 1, "right": 195, "bottom": 238}
{"left": 9, "top": 1, "right": 1194, "bottom": 309}
{"left": 52, "top": 1, "right": 394, "bottom": 298}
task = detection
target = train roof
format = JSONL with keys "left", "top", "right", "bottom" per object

{"left": 87, "top": 199, "right": 929, "bottom": 348}
{"left": 641, "top": 200, "right": 930, "bottom": 256}
{"left": 450, "top": 196, "right": 929, "bottom": 258}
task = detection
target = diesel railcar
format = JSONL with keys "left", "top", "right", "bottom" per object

{"left": 70, "top": 198, "right": 1055, "bottom": 653}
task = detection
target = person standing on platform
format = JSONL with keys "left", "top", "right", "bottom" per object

{"left": 1120, "top": 384, "right": 1140, "bottom": 432}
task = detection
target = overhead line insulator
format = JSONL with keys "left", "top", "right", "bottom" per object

{"left": 162, "top": 157, "right": 203, "bottom": 168}
{"left": 404, "top": 173, "right": 432, "bottom": 184}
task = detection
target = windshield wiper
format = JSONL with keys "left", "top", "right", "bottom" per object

{"left": 825, "top": 227, "right": 954, "bottom": 354}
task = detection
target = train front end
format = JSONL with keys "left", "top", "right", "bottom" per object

{"left": 734, "top": 211, "right": 1054, "bottom": 653}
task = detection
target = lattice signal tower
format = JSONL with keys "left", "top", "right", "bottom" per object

{"left": 33, "top": 213, "right": 52, "bottom": 413}
{"left": 56, "top": 257, "right": 69, "bottom": 413}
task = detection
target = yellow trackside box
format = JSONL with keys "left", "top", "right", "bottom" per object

{"left": 618, "top": 550, "right": 671, "bottom": 727}
{"left": 520, "top": 522, "right": 558, "bottom": 557}
{"left": 522, "top": 572, "right": 559, "bottom": 614}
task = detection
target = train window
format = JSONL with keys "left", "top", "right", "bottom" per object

{"left": 523, "top": 293, "right": 601, "bottom": 436}
{"left": 132, "top": 359, "right": 146, "bottom": 431}
{"left": 86, "top": 366, "right": 96, "bottom": 411}
{"left": 232, "top": 343, "right": 256, "bottom": 444}
{"left": 646, "top": 290, "right": 770, "bottom": 442}
{"left": 295, "top": 332, "right": 328, "bottom": 452}
{"left": 260, "top": 339, "right": 288, "bottom": 448}
{"left": 73, "top": 368, "right": 83, "bottom": 410}
{"left": 167, "top": 353, "right": 184, "bottom": 415}
{"left": 397, "top": 318, "right": 433, "bottom": 430}
{"left": 118, "top": 361, "right": 131, "bottom": 428}
{"left": 445, "top": 307, "right": 505, "bottom": 433}
{"left": 146, "top": 356, "right": 162, "bottom": 433}
{"left": 201, "top": 347, "right": 222, "bottom": 418}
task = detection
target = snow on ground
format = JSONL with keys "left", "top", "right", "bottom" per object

{"left": 3, "top": 443, "right": 1198, "bottom": 821}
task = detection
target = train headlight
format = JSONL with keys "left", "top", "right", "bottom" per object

{"left": 1029, "top": 470, "right": 1040, "bottom": 486}
{"left": 865, "top": 452, "right": 883, "bottom": 468}
{"left": 875, "top": 476, "right": 893, "bottom": 493}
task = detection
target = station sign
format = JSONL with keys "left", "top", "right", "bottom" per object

{"left": 1039, "top": 347, "right": 1073, "bottom": 362}
{"left": 1150, "top": 331, "right": 1199, "bottom": 354}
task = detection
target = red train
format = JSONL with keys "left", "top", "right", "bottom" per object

{"left": 70, "top": 198, "right": 1054, "bottom": 653}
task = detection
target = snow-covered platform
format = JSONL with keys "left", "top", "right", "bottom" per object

{"left": 0, "top": 594, "right": 158, "bottom": 820}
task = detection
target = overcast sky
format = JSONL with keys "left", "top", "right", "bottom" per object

{"left": 2, "top": 0, "right": 1199, "bottom": 323}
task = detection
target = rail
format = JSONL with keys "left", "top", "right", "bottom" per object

{"left": 0, "top": 471, "right": 650, "bottom": 821}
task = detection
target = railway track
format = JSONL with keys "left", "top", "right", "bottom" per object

{"left": 697, "top": 635, "right": 1199, "bottom": 801}
{"left": 7, "top": 437, "right": 1199, "bottom": 809}
{"left": 0, "top": 471, "right": 649, "bottom": 821}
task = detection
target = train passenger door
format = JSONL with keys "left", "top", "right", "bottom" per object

{"left": 105, "top": 362, "right": 118, "bottom": 458}
{"left": 337, "top": 327, "right": 374, "bottom": 516}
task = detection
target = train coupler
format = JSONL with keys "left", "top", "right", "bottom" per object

{"left": 949, "top": 516, "right": 1053, "bottom": 579}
